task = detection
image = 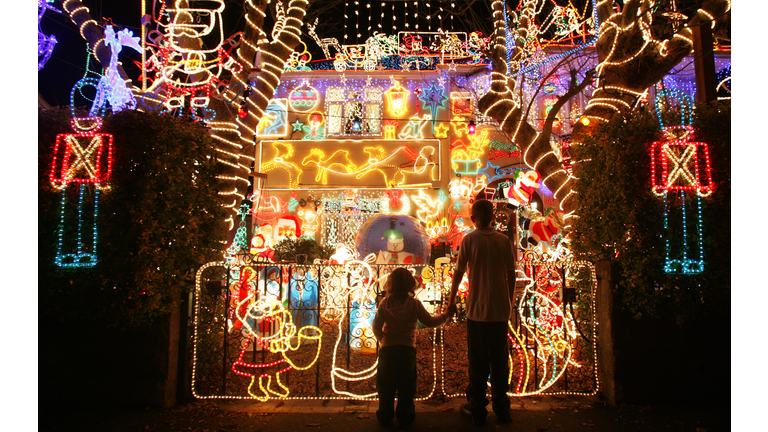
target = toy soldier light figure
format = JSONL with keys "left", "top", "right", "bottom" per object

{"left": 49, "top": 79, "right": 113, "bottom": 267}
{"left": 650, "top": 90, "right": 713, "bottom": 274}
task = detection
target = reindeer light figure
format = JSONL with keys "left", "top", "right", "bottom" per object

{"left": 101, "top": 25, "right": 142, "bottom": 113}
{"left": 306, "top": 18, "right": 342, "bottom": 60}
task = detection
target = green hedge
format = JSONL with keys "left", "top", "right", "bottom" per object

{"left": 571, "top": 101, "right": 730, "bottom": 323}
{"left": 39, "top": 108, "right": 227, "bottom": 328}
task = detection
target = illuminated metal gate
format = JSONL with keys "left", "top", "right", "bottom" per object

{"left": 190, "top": 260, "right": 597, "bottom": 401}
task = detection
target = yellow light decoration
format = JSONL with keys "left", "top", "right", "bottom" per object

{"left": 411, "top": 190, "right": 445, "bottom": 223}
{"left": 259, "top": 141, "right": 303, "bottom": 189}
{"left": 451, "top": 115, "right": 470, "bottom": 138}
{"left": 384, "top": 80, "right": 411, "bottom": 118}
{"left": 382, "top": 120, "right": 399, "bottom": 140}
{"left": 301, "top": 149, "right": 357, "bottom": 184}
{"left": 232, "top": 296, "right": 323, "bottom": 401}
{"left": 398, "top": 114, "right": 431, "bottom": 140}
{"left": 433, "top": 123, "right": 449, "bottom": 139}
{"left": 394, "top": 145, "right": 439, "bottom": 188}
{"left": 425, "top": 217, "right": 451, "bottom": 242}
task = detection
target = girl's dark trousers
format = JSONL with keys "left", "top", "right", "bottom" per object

{"left": 376, "top": 345, "right": 417, "bottom": 427}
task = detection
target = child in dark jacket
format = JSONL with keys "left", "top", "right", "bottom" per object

{"left": 372, "top": 267, "right": 456, "bottom": 429}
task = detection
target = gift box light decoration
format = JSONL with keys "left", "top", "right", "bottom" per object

{"left": 50, "top": 79, "right": 113, "bottom": 267}
{"left": 650, "top": 90, "right": 713, "bottom": 274}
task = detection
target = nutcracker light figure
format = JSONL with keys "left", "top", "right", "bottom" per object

{"left": 49, "top": 79, "right": 113, "bottom": 267}
{"left": 650, "top": 90, "right": 713, "bottom": 274}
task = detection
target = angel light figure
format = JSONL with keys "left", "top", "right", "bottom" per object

{"left": 101, "top": 25, "right": 142, "bottom": 112}
{"left": 38, "top": 0, "right": 59, "bottom": 71}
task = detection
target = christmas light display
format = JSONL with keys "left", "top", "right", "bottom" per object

{"left": 256, "top": 99, "right": 289, "bottom": 138}
{"left": 50, "top": 80, "right": 113, "bottom": 267}
{"left": 288, "top": 80, "right": 320, "bottom": 113}
{"left": 232, "top": 297, "right": 323, "bottom": 401}
{"left": 384, "top": 79, "right": 411, "bottom": 118}
{"left": 450, "top": 129, "right": 491, "bottom": 176}
{"left": 100, "top": 25, "right": 142, "bottom": 113}
{"left": 650, "top": 90, "right": 713, "bottom": 274}
{"left": 143, "top": 0, "right": 241, "bottom": 119}
{"left": 505, "top": 0, "right": 599, "bottom": 77}
{"left": 411, "top": 190, "right": 445, "bottom": 223}
{"left": 38, "top": 0, "right": 60, "bottom": 71}
{"left": 398, "top": 114, "right": 431, "bottom": 140}
{"left": 418, "top": 83, "right": 448, "bottom": 131}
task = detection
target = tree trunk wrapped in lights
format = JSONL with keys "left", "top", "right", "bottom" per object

{"left": 478, "top": 0, "right": 730, "bottom": 216}
{"left": 211, "top": 0, "right": 311, "bottom": 228}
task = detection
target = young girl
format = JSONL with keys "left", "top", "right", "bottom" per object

{"left": 371, "top": 267, "right": 455, "bottom": 429}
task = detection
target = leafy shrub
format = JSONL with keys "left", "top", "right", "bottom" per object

{"left": 571, "top": 101, "right": 730, "bottom": 323}
{"left": 39, "top": 108, "right": 227, "bottom": 328}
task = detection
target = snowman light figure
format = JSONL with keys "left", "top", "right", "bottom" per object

{"left": 375, "top": 220, "right": 422, "bottom": 265}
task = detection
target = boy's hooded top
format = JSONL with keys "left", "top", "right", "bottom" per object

{"left": 372, "top": 296, "right": 448, "bottom": 347}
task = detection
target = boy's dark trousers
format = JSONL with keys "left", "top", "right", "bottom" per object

{"left": 376, "top": 345, "right": 417, "bottom": 426}
{"left": 465, "top": 319, "right": 510, "bottom": 421}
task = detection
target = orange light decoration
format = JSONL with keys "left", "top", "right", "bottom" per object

{"left": 384, "top": 79, "right": 410, "bottom": 117}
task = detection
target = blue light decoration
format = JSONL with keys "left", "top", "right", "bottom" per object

{"left": 650, "top": 90, "right": 714, "bottom": 274}
{"left": 418, "top": 83, "right": 448, "bottom": 132}
{"left": 38, "top": 0, "right": 60, "bottom": 71}
{"left": 50, "top": 80, "right": 114, "bottom": 267}
{"left": 505, "top": 0, "right": 600, "bottom": 78}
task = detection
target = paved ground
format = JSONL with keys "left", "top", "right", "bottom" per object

{"left": 45, "top": 395, "right": 729, "bottom": 431}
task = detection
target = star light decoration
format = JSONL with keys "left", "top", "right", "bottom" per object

{"left": 418, "top": 84, "right": 449, "bottom": 132}
{"left": 433, "top": 123, "right": 449, "bottom": 138}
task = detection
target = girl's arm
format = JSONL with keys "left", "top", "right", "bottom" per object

{"left": 415, "top": 299, "right": 449, "bottom": 328}
{"left": 372, "top": 297, "right": 385, "bottom": 341}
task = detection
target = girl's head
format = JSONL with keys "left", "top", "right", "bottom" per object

{"left": 385, "top": 267, "right": 417, "bottom": 299}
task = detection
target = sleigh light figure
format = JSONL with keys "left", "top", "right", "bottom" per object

{"left": 650, "top": 90, "right": 713, "bottom": 274}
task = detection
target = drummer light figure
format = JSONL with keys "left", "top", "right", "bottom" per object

{"left": 650, "top": 90, "right": 713, "bottom": 274}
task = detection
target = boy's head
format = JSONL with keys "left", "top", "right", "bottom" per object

{"left": 470, "top": 199, "right": 494, "bottom": 228}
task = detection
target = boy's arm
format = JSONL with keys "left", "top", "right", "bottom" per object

{"left": 447, "top": 268, "right": 465, "bottom": 309}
